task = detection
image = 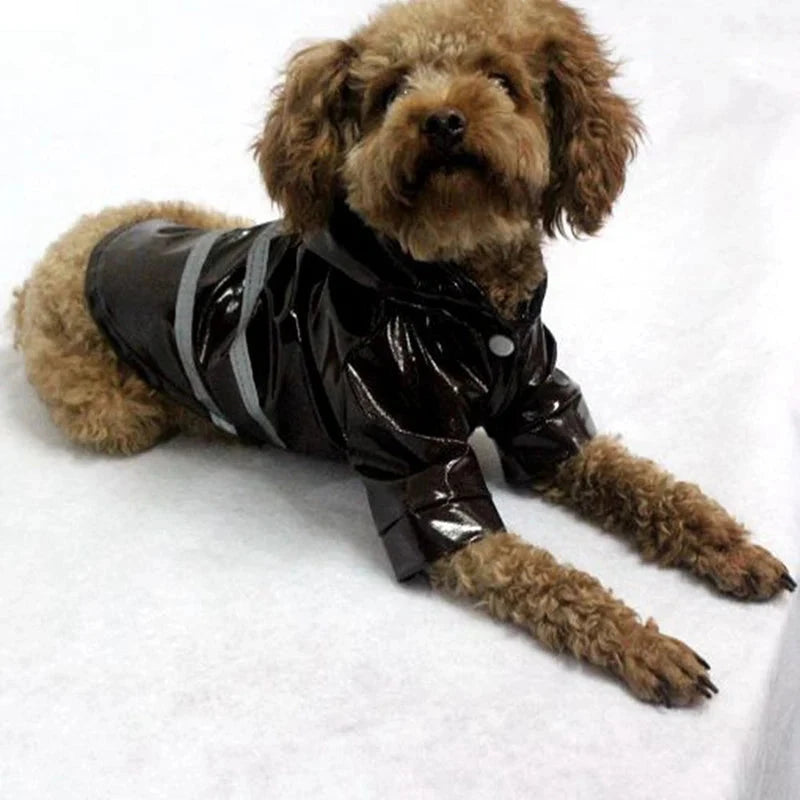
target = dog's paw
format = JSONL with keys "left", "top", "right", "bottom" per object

{"left": 618, "top": 620, "right": 717, "bottom": 708}
{"left": 699, "top": 543, "right": 796, "bottom": 601}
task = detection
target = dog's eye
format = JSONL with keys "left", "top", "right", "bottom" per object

{"left": 381, "top": 82, "right": 411, "bottom": 110}
{"left": 489, "top": 73, "right": 515, "bottom": 96}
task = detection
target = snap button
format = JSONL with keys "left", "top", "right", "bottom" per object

{"left": 488, "top": 334, "right": 515, "bottom": 357}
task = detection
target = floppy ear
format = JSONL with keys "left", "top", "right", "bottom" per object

{"left": 253, "top": 40, "right": 357, "bottom": 233}
{"left": 540, "top": 11, "right": 642, "bottom": 237}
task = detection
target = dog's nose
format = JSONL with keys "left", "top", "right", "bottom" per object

{"left": 422, "top": 108, "right": 467, "bottom": 150}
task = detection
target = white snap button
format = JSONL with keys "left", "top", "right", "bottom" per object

{"left": 488, "top": 334, "right": 515, "bottom": 357}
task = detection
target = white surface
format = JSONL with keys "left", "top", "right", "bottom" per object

{"left": 1, "top": 1, "right": 799, "bottom": 798}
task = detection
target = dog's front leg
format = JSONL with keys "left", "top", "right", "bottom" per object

{"left": 429, "top": 532, "right": 716, "bottom": 706}
{"left": 535, "top": 436, "right": 796, "bottom": 600}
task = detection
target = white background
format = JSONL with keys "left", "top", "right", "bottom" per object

{"left": 1, "top": 1, "right": 799, "bottom": 798}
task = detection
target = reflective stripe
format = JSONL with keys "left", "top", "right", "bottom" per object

{"left": 174, "top": 230, "right": 236, "bottom": 435}
{"left": 228, "top": 223, "right": 286, "bottom": 448}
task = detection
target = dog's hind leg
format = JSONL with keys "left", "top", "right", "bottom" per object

{"left": 535, "top": 435, "right": 796, "bottom": 600}
{"left": 14, "top": 271, "right": 178, "bottom": 455}
{"left": 13, "top": 202, "right": 249, "bottom": 454}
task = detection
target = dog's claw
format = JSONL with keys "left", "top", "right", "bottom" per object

{"left": 697, "top": 675, "right": 719, "bottom": 695}
{"left": 657, "top": 680, "right": 672, "bottom": 708}
{"left": 692, "top": 651, "right": 711, "bottom": 670}
{"left": 780, "top": 573, "right": 797, "bottom": 592}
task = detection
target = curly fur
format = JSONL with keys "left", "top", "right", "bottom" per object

{"left": 535, "top": 436, "right": 794, "bottom": 600}
{"left": 430, "top": 533, "right": 717, "bottom": 706}
{"left": 14, "top": 202, "right": 245, "bottom": 453}
{"left": 11, "top": 0, "right": 793, "bottom": 708}
{"left": 254, "top": 40, "right": 359, "bottom": 233}
{"left": 253, "top": 0, "right": 641, "bottom": 283}
{"left": 539, "top": 12, "right": 642, "bottom": 236}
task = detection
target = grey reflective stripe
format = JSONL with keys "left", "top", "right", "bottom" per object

{"left": 174, "top": 231, "right": 236, "bottom": 435}
{"left": 228, "top": 223, "right": 286, "bottom": 448}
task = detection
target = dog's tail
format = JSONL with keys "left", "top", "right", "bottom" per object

{"left": 10, "top": 281, "right": 29, "bottom": 349}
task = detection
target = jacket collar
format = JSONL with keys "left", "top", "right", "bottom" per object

{"left": 303, "top": 202, "right": 546, "bottom": 325}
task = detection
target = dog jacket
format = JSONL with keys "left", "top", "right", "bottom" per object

{"left": 86, "top": 202, "right": 596, "bottom": 580}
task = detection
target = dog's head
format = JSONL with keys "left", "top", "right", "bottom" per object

{"left": 254, "top": 0, "right": 641, "bottom": 262}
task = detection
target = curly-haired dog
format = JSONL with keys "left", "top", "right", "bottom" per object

{"left": 13, "top": 0, "right": 795, "bottom": 707}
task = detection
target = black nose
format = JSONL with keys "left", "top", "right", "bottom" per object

{"left": 422, "top": 108, "right": 467, "bottom": 150}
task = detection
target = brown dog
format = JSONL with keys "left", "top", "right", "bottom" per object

{"left": 12, "top": 0, "right": 795, "bottom": 707}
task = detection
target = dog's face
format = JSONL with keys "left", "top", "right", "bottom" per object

{"left": 342, "top": 29, "right": 551, "bottom": 261}
{"left": 255, "top": 0, "right": 641, "bottom": 262}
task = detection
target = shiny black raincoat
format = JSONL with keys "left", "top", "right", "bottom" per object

{"left": 86, "top": 203, "right": 596, "bottom": 580}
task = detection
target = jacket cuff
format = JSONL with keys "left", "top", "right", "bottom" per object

{"left": 498, "top": 393, "right": 597, "bottom": 485}
{"left": 362, "top": 451, "right": 504, "bottom": 581}
{"left": 382, "top": 498, "right": 503, "bottom": 581}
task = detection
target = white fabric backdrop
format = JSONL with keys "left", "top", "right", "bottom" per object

{"left": 1, "top": 1, "right": 798, "bottom": 797}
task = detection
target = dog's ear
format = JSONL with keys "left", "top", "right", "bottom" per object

{"left": 253, "top": 40, "right": 357, "bottom": 233}
{"left": 538, "top": 11, "right": 642, "bottom": 237}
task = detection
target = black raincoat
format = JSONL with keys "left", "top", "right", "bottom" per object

{"left": 86, "top": 203, "right": 596, "bottom": 580}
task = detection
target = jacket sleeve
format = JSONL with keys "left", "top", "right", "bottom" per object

{"left": 486, "top": 326, "right": 596, "bottom": 485}
{"left": 342, "top": 317, "right": 504, "bottom": 581}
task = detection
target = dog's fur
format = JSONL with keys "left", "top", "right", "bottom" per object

{"left": 12, "top": 0, "right": 794, "bottom": 706}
